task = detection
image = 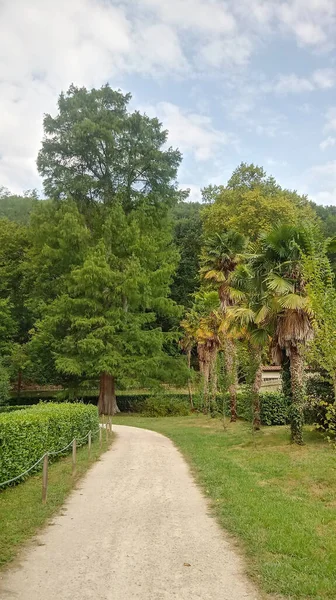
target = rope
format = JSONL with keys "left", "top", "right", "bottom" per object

{"left": 0, "top": 454, "right": 47, "bottom": 488}
{"left": 0, "top": 423, "right": 103, "bottom": 489}
{"left": 48, "top": 439, "right": 74, "bottom": 457}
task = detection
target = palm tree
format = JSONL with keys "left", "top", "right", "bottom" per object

{"left": 227, "top": 264, "right": 271, "bottom": 430}
{"left": 256, "top": 225, "right": 314, "bottom": 444}
{"left": 201, "top": 231, "right": 247, "bottom": 421}
{"left": 181, "top": 291, "right": 220, "bottom": 412}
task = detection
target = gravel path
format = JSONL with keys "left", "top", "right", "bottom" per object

{"left": 0, "top": 424, "right": 260, "bottom": 600}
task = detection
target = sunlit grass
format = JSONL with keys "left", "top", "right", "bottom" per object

{"left": 116, "top": 414, "right": 336, "bottom": 600}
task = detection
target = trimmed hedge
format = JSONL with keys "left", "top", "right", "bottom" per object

{"left": 142, "top": 395, "right": 190, "bottom": 417}
{"left": 0, "top": 405, "right": 32, "bottom": 414}
{"left": 0, "top": 403, "right": 99, "bottom": 486}
{"left": 233, "top": 389, "right": 289, "bottom": 425}
{"left": 193, "top": 388, "right": 290, "bottom": 426}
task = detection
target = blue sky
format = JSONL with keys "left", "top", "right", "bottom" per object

{"left": 1, "top": 0, "right": 336, "bottom": 203}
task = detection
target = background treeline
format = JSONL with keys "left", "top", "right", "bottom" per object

{"left": 1, "top": 85, "right": 336, "bottom": 443}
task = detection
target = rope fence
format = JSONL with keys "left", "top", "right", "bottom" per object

{"left": 0, "top": 417, "right": 113, "bottom": 503}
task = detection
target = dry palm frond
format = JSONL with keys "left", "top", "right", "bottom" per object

{"left": 203, "top": 269, "right": 226, "bottom": 282}
{"left": 276, "top": 309, "right": 314, "bottom": 350}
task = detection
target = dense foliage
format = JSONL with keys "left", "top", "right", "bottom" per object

{"left": 1, "top": 85, "right": 336, "bottom": 441}
{"left": 0, "top": 403, "right": 99, "bottom": 485}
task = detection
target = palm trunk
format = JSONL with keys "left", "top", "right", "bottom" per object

{"left": 209, "top": 347, "right": 218, "bottom": 415}
{"left": 224, "top": 337, "right": 238, "bottom": 422}
{"left": 289, "top": 347, "right": 304, "bottom": 445}
{"left": 203, "top": 354, "right": 210, "bottom": 413}
{"left": 187, "top": 349, "right": 194, "bottom": 410}
{"left": 98, "top": 372, "right": 119, "bottom": 416}
{"left": 252, "top": 359, "right": 263, "bottom": 431}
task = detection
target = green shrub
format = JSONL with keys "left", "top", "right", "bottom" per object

{"left": 215, "top": 388, "right": 289, "bottom": 426}
{"left": 0, "top": 403, "right": 99, "bottom": 486}
{"left": 0, "top": 405, "right": 32, "bottom": 414}
{"left": 142, "top": 395, "right": 190, "bottom": 417}
{"left": 0, "top": 361, "right": 10, "bottom": 405}
{"left": 259, "top": 392, "right": 289, "bottom": 425}
{"left": 306, "top": 372, "right": 334, "bottom": 404}
{"left": 314, "top": 400, "right": 336, "bottom": 443}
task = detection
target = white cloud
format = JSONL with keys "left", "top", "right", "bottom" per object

{"left": 276, "top": 0, "right": 336, "bottom": 50}
{"left": 138, "top": 0, "right": 237, "bottom": 34}
{"left": 266, "top": 68, "right": 336, "bottom": 94}
{"left": 0, "top": 0, "right": 191, "bottom": 193}
{"left": 1, "top": 0, "right": 336, "bottom": 195}
{"left": 266, "top": 158, "right": 288, "bottom": 167}
{"left": 320, "top": 137, "right": 336, "bottom": 151}
{"left": 179, "top": 183, "right": 202, "bottom": 203}
{"left": 272, "top": 74, "right": 315, "bottom": 94}
{"left": 154, "top": 102, "right": 236, "bottom": 161}
{"left": 312, "top": 68, "right": 336, "bottom": 89}
{"left": 200, "top": 35, "right": 253, "bottom": 68}
{"left": 308, "top": 161, "right": 336, "bottom": 205}
{"left": 325, "top": 108, "right": 336, "bottom": 132}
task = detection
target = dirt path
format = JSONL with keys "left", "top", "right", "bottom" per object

{"left": 0, "top": 425, "right": 260, "bottom": 600}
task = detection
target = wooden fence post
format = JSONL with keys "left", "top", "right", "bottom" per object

{"left": 42, "top": 453, "right": 48, "bottom": 504}
{"left": 72, "top": 439, "right": 76, "bottom": 476}
{"left": 88, "top": 431, "right": 91, "bottom": 457}
{"left": 105, "top": 418, "right": 108, "bottom": 442}
{"left": 99, "top": 426, "right": 102, "bottom": 448}
{"left": 109, "top": 417, "right": 112, "bottom": 433}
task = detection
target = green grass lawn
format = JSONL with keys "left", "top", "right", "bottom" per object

{"left": 116, "top": 414, "right": 336, "bottom": 600}
{"left": 0, "top": 433, "right": 113, "bottom": 568}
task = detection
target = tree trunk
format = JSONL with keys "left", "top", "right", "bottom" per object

{"left": 209, "top": 347, "right": 218, "bottom": 415}
{"left": 17, "top": 370, "right": 22, "bottom": 398}
{"left": 203, "top": 355, "right": 210, "bottom": 413}
{"left": 252, "top": 360, "right": 263, "bottom": 431}
{"left": 224, "top": 338, "right": 238, "bottom": 422}
{"left": 281, "top": 351, "right": 292, "bottom": 402}
{"left": 289, "top": 347, "right": 304, "bottom": 445}
{"left": 98, "top": 372, "right": 119, "bottom": 416}
{"left": 187, "top": 349, "right": 194, "bottom": 410}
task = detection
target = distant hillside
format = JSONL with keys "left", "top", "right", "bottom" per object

{"left": 0, "top": 187, "right": 38, "bottom": 224}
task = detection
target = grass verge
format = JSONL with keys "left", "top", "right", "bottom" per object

{"left": 0, "top": 432, "right": 113, "bottom": 568}
{"left": 116, "top": 414, "right": 336, "bottom": 600}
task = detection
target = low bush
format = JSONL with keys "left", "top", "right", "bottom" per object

{"left": 0, "top": 405, "right": 31, "bottom": 414}
{"left": 314, "top": 400, "right": 336, "bottom": 443}
{"left": 259, "top": 391, "right": 289, "bottom": 426}
{"left": 142, "top": 395, "right": 190, "bottom": 417}
{"left": 0, "top": 403, "right": 99, "bottom": 486}
{"left": 213, "top": 388, "right": 289, "bottom": 426}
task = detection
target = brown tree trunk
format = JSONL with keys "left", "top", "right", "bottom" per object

{"left": 17, "top": 370, "right": 22, "bottom": 398}
{"left": 187, "top": 349, "right": 194, "bottom": 410}
{"left": 98, "top": 372, "right": 119, "bottom": 416}
{"left": 224, "top": 338, "right": 238, "bottom": 422}
{"left": 209, "top": 347, "right": 218, "bottom": 415}
{"left": 252, "top": 360, "right": 263, "bottom": 431}
{"left": 289, "top": 347, "right": 304, "bottom": 445}
{"left": 203, "top": 353, "right": 210, "bottom": 413}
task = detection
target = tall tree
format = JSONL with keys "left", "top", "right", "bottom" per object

{"left": 201, "top": 231, "right": 247, "bottom": 421}
{"left": 0, "top": 218, "right": 31, "bottom": 392}
{"left": 170, "top": 201, "right": 203, "bottom": 308}
{"left": 202, "top": 163, "right": 318, "bottom": 243}
{"left": 256, "top": 225, "right": 315, "bottom": 444}
{"left": 37, "top": 84, "right": 181, "bottom": 214}
{"left": 181, "top": 291, "right": 220, "bottom": 411}
{"left": 30, "top": 202, "right": 182, "bottom": 414}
